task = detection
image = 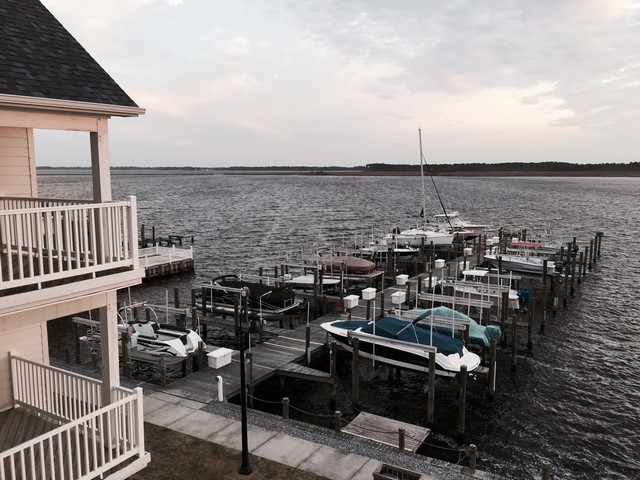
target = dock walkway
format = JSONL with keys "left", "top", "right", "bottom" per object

{"left": 153, "top": 316, "right": 332, "bottom": 403}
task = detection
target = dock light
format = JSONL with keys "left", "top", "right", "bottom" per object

{"left": 238, "top": 289, "right": 259, "bottom": 475}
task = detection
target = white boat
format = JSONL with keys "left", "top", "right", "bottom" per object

{"left": 284, "top": 274, "right": 341, "bottom": 290}
{"left": 484, "top": 254, "right": 558, "bottom": 276}
{"left": 321, "top": 313, "right": 481, "bottom": 376}
{"left": 359, "top": 240, "right": 420, "bottom": 260}
{"left": 78, "top": 303, "right": 205, "bottom": 360}
{"left": 431, "top": 211, "right": 489, "bottom": 240}
{"left": 383, "top": 227, "right": 455, "bottom": 248}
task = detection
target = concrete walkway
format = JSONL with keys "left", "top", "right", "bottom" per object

{"left": 143, "top": 390, "right": 442, "bottom": 480}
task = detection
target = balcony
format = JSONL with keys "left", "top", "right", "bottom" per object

{"left": 0, "top": 196, "right": 143, "bottom": 316}
{"left": 0, "top": 354, "right": 150, "bottom": 480}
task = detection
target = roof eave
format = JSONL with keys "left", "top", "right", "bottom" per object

{"left": 0, "top": 94, "right": 145, "bottom": 117}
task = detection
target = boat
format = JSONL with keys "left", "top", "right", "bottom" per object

{"left": 359, "top": 240, "right": 420, "bottom": 261}
{"left": 382, "top": 227, "right": 455, "bottom": 249}
{"left": 321, "top": 312, "right": 481, "bottom": 375}
{"left": 441, "top": 270, "right": 521, "bottom": 310}
{"left": 202, "top": 274, "right": 300, "bottom": 320}
{"left": 484, "top": 253, "right": 559, "bottom": 276}
{"left": 431, "top": 211, "right": 489, "bottom": 240}
{"left": 283, "top": 274, "right": 341, "bottom": 290}
{"left": 305, "top": 247, "right": 377, "bottom": 275}
{"left": 401, "top": 306, "right": 501, "bottom": 348}
{"left": 78, "top": 303, "right": 205, "bottom": 360}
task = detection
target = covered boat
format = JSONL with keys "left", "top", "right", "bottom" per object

{"left": 321, "top": 313, "right": 481, "bottom": 375}
{"left": 202, "top": 274, "right": 300, "bottom": 321}
{"left": 403, "top": 306, "right": 501, "bottom": 348}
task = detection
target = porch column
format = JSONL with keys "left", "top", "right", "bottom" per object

{"left": 99, "top": 289, "right": 119, "bottom": 405}
{"left": 90, "top": 117, "right": 112, "bottom": 202}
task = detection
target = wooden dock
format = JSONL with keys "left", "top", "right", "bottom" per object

{"left": 342, "top": 412, "right": 430, "bottom": 452}
{"left": 139, "top": 245, "right": 194, "bottom": 279}
{"left": 150, "top": 316, "right": 333, "bottom": 404}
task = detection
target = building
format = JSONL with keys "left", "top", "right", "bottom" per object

{"left": 1, "top": 1, "right": 149, "bottom": 478}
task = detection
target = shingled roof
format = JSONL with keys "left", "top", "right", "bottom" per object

{"left": 0, "top": 0, "right": 139, "bottom": 108}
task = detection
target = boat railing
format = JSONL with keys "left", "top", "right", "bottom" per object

{"left": 347, "top": 329, "right": 437, "bottom": 353}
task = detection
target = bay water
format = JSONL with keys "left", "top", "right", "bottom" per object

{"left": 39, "top": 173, "right": 640, "bottom": 479}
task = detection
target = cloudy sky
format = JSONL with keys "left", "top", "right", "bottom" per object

{"left": 38, "top": 0, "right": 640, "bottom": 168}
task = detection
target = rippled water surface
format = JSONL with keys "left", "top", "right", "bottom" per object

{"left": 39, "top": 173, "right": 640, "bottom": 480}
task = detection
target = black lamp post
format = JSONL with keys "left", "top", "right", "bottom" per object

{"left": 239, "top": 288, "right": 260, "bottom": 475}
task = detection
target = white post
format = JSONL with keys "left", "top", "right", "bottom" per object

{"left": 217, "top": 375, "right": 224, "bottom": 402}
{"left": 100, "top": 290, "right": 119, "bottom": 406}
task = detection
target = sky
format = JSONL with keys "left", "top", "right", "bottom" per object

{"left": 37, "top": 0, "right": 640, "bottom": 168}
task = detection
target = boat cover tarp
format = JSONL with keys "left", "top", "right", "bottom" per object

{"left": 211, "top": 277, "right": 295, "bottom": 307}
{"left": 414, "top": 307, "right": 501, "bottom": 348}
{"left": 333, "top": 317, "right": 464, "bottom": 357}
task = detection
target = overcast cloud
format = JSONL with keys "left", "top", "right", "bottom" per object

{"left": 38, "top": 0, "right": 640, "bottom": 167}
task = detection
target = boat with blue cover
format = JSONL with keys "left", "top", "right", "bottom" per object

{"left": 321, "top": 312, "right": 481, "bottom": 375}
{"left": 402, "top": 306, "right": 501, "bottom": 348}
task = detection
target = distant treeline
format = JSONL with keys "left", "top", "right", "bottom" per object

{"left": 364, "top": 162, "right": 640, "bottom": 174}
{"left": 38, "top": 162, "right": 640, "bottom": 175}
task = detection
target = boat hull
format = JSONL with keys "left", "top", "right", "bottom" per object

{"left": 321, "top": 319, "right": 481, "bottom": 375}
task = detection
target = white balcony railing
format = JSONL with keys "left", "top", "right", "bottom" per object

{"left": 3, "top": 355, "right": 148, "bottom": 480}
{"left": 0, "top": 196, "right": 139, "bottom": 292}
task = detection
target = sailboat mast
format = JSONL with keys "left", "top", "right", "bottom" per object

{"left": 419, "top": 128, "right": 426, "bottom": 222}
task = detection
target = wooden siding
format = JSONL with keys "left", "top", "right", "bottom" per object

{"left": 0, "top": 127, "right": 34, "bottom": 198}
{"left": 0, "top": 323, "right": 45, "bottom": 412}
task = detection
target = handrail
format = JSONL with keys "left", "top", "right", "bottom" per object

{"left": 1, "top": 196, "right": 139, "bottom": 289}
{"left": 4, "top": 355, "right": 146, "bottom": 480}
{"left": 11, "top": 354, "right": 103, "bottom": 421}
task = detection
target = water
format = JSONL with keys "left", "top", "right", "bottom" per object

{"left": 39, "top": 173, "right": 640, "bottom": 479}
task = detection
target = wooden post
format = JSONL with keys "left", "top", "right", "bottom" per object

{"left": 570, "top": 251, "right": 577, "bottom": 296}
{"left": 174, "top": 288, "right": 180, "bottom": 308}
{"left": 152, "top": 226, "right": 156, "bottom": 246}
{"left": 159, "top": 357, "right": 167, "bottom": 388}
{"left": 334, "top": 411, "right": 342, "bottom": 433}
{"left": 563, "top": 266, "right": 569, "bottom": 308}
{"left": 121, "top": 332, "right": 131, "bottom": 379}
{"left": 427, "top": 350, "right": 436, "bottom": 424}
{"left": 542, "top": 463, "right": 551, "bottom": 480}
{"left": 352, "top": 337, "right": 360, "bottom": 403}
{"left": 380, "top": 292, "right": 385, "bottom": 319}
{"left": 596, "top": 231, "right": 603, "bottom": 258}
{"left": 74, "top": 323, "right": 81, "bottom": 364}
{"left": 305, "top": 325, "right": 311, "bottom": 365}
{"left": 457, "top": 365, "right": 467, "bottom": 438}
{"left": 398, "top": 428, "right": 405, "bottom": 451}
{"left": 528, "top": 300, "right": 535, "bottom": 350}
{"left": 282, "top": 397, "right": 289, "bottom": 420}
{"left": 553, "top": 273, "right": 560, "bottom": 314}
{"left": 191, "top": 306, "right": 198, "bottom": 332}
{"left": 191, "top": 288, "right": 197, "bottom": 308}
{"left": 511, "top": 313, "right": 517, "bottom": 372}
{"left": 589, "top": 239, "right": 594, "bottom": 269}
{"left": 140, "top": 224, "right": 146, "bottom": 248}
{"left": 201, "top": 286, "right": 207, "bottom": 316}
{"left": 488, "top": 340, "right": 497, "bottom": 400}
{"left": 468, "top": 444, "right": 477, "bottom": 471}
{"left": 330, "top": 342, "right": 337, "bottom": 404}
{"left": 577, "top": 251, "right": 584, "bottom": 284}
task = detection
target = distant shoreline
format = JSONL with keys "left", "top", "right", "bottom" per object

{"left": 36, "top": 167, "right": 640, "bottom": 177}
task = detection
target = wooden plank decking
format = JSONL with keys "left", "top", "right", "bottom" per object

{"left": 342, "top": 411, "right": 430, "bottom": 452}
{"left": 0, "top": 408, "right": 60, "bottom": 453}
